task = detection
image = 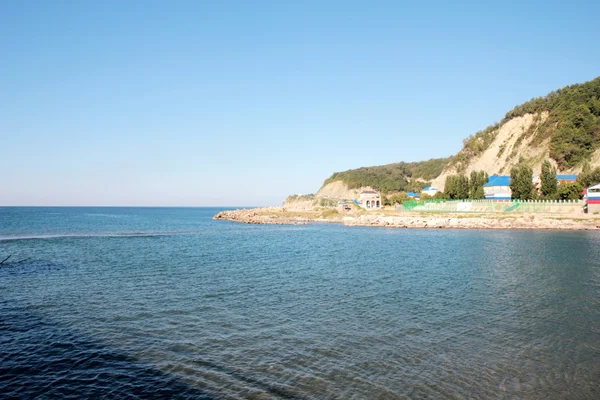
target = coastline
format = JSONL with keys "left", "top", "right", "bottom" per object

{"left": 213, "top": 207, "right": 600, "bottom": 230}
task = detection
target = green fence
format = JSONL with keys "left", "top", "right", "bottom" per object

{"left": 401, "top": 199, "right": 585, "bottom": 214}
{"left": 401, "top": 198, "right": 448, "bottom": 210}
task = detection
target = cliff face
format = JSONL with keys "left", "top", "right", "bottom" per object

{"left": 282, "top": 195, "right": 317, "bottom": 211}
{"left": 431, "top": 113, "right": 551, "bottom": 191}
{"left": 288, "top": 77, "right": 600, "bottom": 200}
{"left": 315, "top": 181, "right": 364, "bottom": 200}
{"left": 283, "top": 182, "right": 380, "bottom": 209}
{"left": 431, "top": 113, "right": 600, "bottom": 191}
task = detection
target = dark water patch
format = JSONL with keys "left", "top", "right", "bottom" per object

{"left": 0, "top": 305, "right": 217, "bottom": 399}
{"left": 0, "top": 231, "right": 204, "bottom": 243}
{"left": 0, "top": 259, "right": 73, "bottom": 277}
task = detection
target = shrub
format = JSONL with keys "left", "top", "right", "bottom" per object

{"left": 557, "top": 182, "right": 584, "bottom": 200}
{"left": 321, "top": 209, "right": 339, "bottom": 218}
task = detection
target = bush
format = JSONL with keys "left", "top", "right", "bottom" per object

{"left": 319, "top": 198, "right": 337, "bottom": 207}
{"left": 433, "top": 191, "right": 448, "bottom": 199}
{"left": 321, "top": 209, "right": 339, "bottom": 218}
{"left": 389, "top": 192, "right": 409, "bottom": 205}
{"left": 578, "top": 165, "right": 600, "bottom": 188}
{"left": 557, "top": 182, "right": 584, "bottom": 200}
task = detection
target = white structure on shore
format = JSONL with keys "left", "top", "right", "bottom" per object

{"left": 422, "top": 186, "right": 438, "bottom": 196}
{"left": 586, "top": 182, "right": 600, "bottom": 213}
{"left": 483, "top": 176, "right": 511, "bottom": 200}
{"left": 359, "top": 190, "right": 381, "bottom": 209}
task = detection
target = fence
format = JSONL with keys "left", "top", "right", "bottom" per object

{"left": 401, "top": 199, "right": 585, "bottom": 214}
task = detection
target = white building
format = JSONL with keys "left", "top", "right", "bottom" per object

{"left": 422, "top": 186, "right": 439, "bottom": 197}
{"left": 358, "top": 190, "right": 381, "bottom": 209}
{"left": 483, "top": 176, "right": 511, "bottom": 200}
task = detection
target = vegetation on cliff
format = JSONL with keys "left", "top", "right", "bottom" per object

{"left": 322, "top": 157, "right": 451, "bottom": 194}
{"left": 448, "top": 76, "right": 600, "bottom": 172}
{"left": 450, "top": 124, "right": 500, "bottom": 172}
{"left": 503, "top": 77, "right": 600, "bottom": 169}
{"left": 319, "top": 76, "right": 600, "bottom": 197}
{"left": 578, "top": 163, "right": 600, "bottom": 188}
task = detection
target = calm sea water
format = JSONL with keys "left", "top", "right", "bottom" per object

{"left": 1, "top": 207, "right": 599, "bottom": 399}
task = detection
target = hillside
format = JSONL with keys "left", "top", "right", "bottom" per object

{"left": 317, "top": 76, "right": 600, "bottom": 196}
{"left": 320, "top": 157, "right": 452, "bottom": 195}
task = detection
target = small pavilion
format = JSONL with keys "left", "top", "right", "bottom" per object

{"left": 359, "top": 190, "right": 381, "bottom": 209}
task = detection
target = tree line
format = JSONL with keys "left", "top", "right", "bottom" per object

{"left": 372, "top": 162, "right": 600, "bottom": 205}
{"left": 443, "top": 171, "right": 489, "bottom": 200}
{"left": 510, "top": 161, "right": 600, "bottom": 201}
{"left": 394, "top": 161, "right": 600, "bottom": 204}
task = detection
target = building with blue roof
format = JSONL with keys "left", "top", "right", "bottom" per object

{"left": 482, "top": 173, "right": 578, "bottom": 200}
{"left": 407, "top": 191, "right": 420, "bottom": 198}
{"left": 483, "top": 176, "right": 511, "bottom": 187}
{"left": 556, "top": 174, "right": 577, "bottom": 183}
{"left": 421, "top": 186, "right": 439, "bottom": 196}
{"left": 483, "top": 176, "right": 511, "bottom": 200}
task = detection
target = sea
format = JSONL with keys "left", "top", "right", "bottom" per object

{"left": 1, "top": 207, "right": 599, "bottom": 399}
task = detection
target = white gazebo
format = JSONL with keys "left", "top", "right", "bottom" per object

{"left": 359, "top": 190, "right": 381, "bottom": 209}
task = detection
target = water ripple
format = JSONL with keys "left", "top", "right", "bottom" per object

{"left": 1, "top": 208, "right": 600, "bottom": 398}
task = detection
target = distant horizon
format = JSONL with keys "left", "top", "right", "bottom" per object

{"left": 3, "top": 1, "right": 599, "bottom": 206}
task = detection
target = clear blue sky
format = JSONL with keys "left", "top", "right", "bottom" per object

{"left": 2, "top": 0, "right": 599, "bottom": 206}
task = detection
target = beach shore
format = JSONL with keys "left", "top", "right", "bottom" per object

{"left": 214, "top": 207, "right": 600, "bottom": 230}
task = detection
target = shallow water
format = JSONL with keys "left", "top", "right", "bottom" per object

{"left": 1, "top": 207, "right": 599, "bottom": 398}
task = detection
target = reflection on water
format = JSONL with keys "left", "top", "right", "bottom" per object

{"left": 1, "top": 207, "right": 599, "bottom": 398}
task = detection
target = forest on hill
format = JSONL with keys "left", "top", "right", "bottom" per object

{"left": 322, "top": 157, "right": 452, "bottom": 194}
{"left": 323, "top": 76, "right": 600, "bottom": 192}
{"left": 502, "top": 76, "right": 600, "bottom": 169}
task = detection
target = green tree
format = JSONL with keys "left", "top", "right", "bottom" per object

{"left": 510, "top": 164, "right": 534, "bottom": 200}
{"left": 469, "top": 170, "right": 488, "bottom": 199}
{"left": 582, "top": 161, "right": 591, "bottom": 176}
{"left": 577, "top": 166, "right": 600, "bottom": 188}
{"left": 540, "top": 160, "right": 558, "bottom": 198}
{"left": 433, "top": 190, "right": 448, "bottom": 199}
{"left": 459, "top": 175, "right": 470, "bottom": 199}
{"left": 390, "top": 192, "right": 408, "bottom": 205}
{"left": 557, "top": 182, "right": 584, "bottom": 200}
{"left": 445, "top": 174, "right": 469, "bottom": 199}
{"left": 444, "top": 176, "right": 456, "bottom": 199}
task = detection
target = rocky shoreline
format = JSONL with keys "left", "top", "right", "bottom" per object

{"left": 213, "top": 208, "right": 311, "bottom": 225}
{"left": 345, "top": 214, "right": 598, "bottom": 230}
{"left": 214, "top": 208, "right": 600, "bottom": 230}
